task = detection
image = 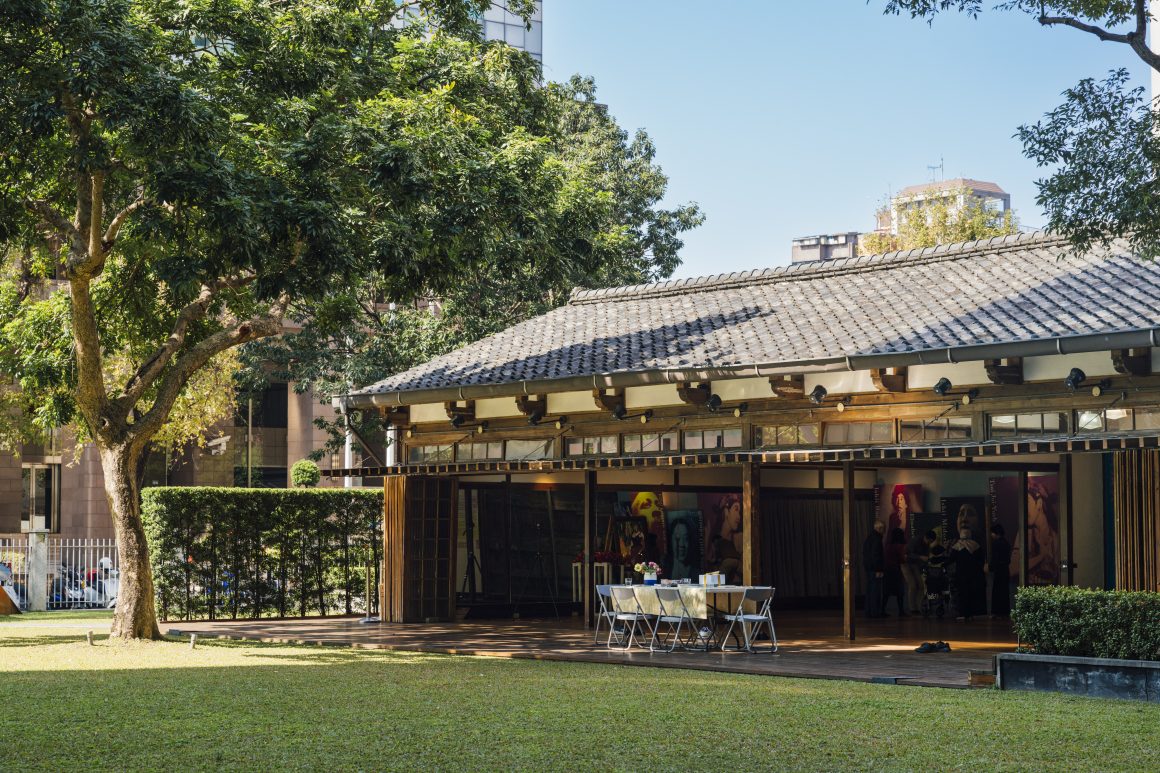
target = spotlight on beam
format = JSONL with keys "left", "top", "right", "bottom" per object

{"left": 962, "top": 389, "right": 980, "bottom": 405}
{"left": 1065, "top": 367, "right": 1086, "bottom": 392}
{"left": 475, "top": 421, "right": 488, "bottom": 435}
{"left": 553, "top": 416, "right": 567, "bottom": 430}
{"left": 809, "top": 385, "right": 827, "bottom": 405}
{"left": 527, "top": 409, "right": 545, "bottom": 426}
{"left": 835, "top": 397, "right": 851, "bottom": 413}
{"left": 705, "top": 394, "right": 723, "bottom": 412}
{"left": 933, "top": 377, "right": 953, "bottom": 397}
{"left": 449, "top": 413, "right": 465, "bottom": 428}
{"left": 611, "top": 402, "right": 627, "bottom": 421}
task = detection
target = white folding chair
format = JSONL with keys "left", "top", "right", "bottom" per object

{"left": 593, "top": 584, "right": 617, "bottom": 645}
{"left": 650, "top": 586, "right": 703, "bottom": 652}
{"left": 720, "top": 586, "right": 777, "bottom": 653}
{"left": 607, "top": 585, "right": 653, "bottom": 650}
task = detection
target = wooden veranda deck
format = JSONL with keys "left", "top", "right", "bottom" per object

{"left": 167, "top": 610, "right": 1015, "bottom": 689}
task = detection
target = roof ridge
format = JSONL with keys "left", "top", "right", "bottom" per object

{"left": 568, "top": 230, "right": 1066, "bottom": 306}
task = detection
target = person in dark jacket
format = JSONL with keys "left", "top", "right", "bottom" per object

{"left": 862, "top": 520, "right": 887, "bottom": 618}
{"left": 883, "top": 527, "right": 908, "bottom": 616}
{"left": 988, "top": 523, "right": 1012, "bottom": 618}
{"left": 949, "top": 527, "right": 985, "bottom": 621}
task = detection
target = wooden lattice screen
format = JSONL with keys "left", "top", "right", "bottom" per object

{"left": 1111, "top": 450, "right": 1160, "bottom": 592}
{"left": 381, "top": 475, "right": 458, "bottom": 623}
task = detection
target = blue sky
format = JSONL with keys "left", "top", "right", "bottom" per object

{"left": 542, "top": 1, "right": 1149, "bottom": 279}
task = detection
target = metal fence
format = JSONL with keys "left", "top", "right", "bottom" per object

{"left": 0, "top": 535, "right": 119, "bottom": 612}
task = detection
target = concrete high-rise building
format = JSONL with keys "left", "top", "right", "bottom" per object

{"left": 889, "top": 178, "right": 1010, "bottom": 235}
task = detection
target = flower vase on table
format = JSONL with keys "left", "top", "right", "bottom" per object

{"left": 634, "top": 561, "right": 661, "bottom": 586}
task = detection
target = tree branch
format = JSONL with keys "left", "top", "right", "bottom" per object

{"left": 116, "top": 274, "right": 257, "bottom": 408}
{"left": 131, "top": 307, "right": 287, "bottom": 446}
{"left": 24, "top": 200, "right": 77, "bottom": 241}
{"left": 1037, "top": 14, "right": 1131, "bottom": 44}
{"left": 103, "top": 194, "right": 147, "bottom": 249}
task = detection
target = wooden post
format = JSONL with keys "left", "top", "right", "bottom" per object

{"left": 1059, "top": 454, "right": 1074, "bottom": 586}
{"left": 842, "top": 460, "right": 856, "bottom": 641}
{"left": 1018, "top": 471, "right": 1028, "bottom": 588}
{"left": 583, "top": 470, "right": 597, "bottom": 627}
{"left": 742, "top": 462, "right": 761, "bottom": 585}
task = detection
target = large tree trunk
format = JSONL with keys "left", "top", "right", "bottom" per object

{"left": 100, "top": 444, "right": 163, "bottom": 640}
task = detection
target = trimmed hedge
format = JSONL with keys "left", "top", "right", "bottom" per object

{"left": 1013, "top": 586, "right": 1160, "bottom": 661}
{"left": 142, "top": 487, "right": 381, "bottom": 621}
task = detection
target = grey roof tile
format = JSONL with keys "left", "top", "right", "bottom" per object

{"left": 354, "top": 232, "right": 1160, "bottom": 397}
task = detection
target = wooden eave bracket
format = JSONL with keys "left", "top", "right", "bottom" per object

{"left": 443, "top": 400, "right": 474, "bottom": 422}
{"left": 870, "top": 367, "right": 907, "bottom": 393}
{"left": 592, "top": 389, "right": 624, "bottom": 415}
{"left": 769, "top": 374, "right": 804, "bottom": 398}
{"left": 514, "top": 395, "right": 547, "bottom": 417}
{"left": 985, "top": 357, "right": 1024, "bottom": 385}
{"left": 381, "top": 406, "right": 410, "bottom": 427}
{"left": 675, "top": 382, "right": 711, "bottom": 406}
{"left": 1112, "top": 348, "right": 1151, "bottom": 376}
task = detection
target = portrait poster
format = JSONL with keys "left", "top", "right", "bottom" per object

{"left": 989, "top": 474, "right": 1060, "bottom": 585}
{"left": 910, "top": 511, "right": 949, "bottom": 547}
{"left": 1024, "top": 473, "right": 1060, "bottom": 586}
{"left": 617, "top": 491, "right": 668, "bottom": 565}
{"left": 663, "top": 509, "right": 704, "bottom": 581}
{"left": 940, "top": 496, "right": 987, "bottom": 545}
{"left": 883, "top": 483, "right": 923, "bottom": 542}
{"left": 699, "top": 491, "right": 743, "bottom": 584}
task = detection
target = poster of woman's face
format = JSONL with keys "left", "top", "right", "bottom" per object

{"left": 663, "top": 511, "right": 703, "bottom": 581}
{"left": 940, "top": 496, "right": 986, "bottom": 544}
{"left": 989, "top": 474, "right": 1060, "bottom": 585}
{"left": 884, "top": 483, "right": 923, "bottom": 539}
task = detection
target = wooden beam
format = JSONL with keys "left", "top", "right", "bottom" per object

{"left": 870, "top": 367, "right": 907, "bottom": 393}
{"left": 443, "top": 400, "right": 474, "bottom": 423}
{"left": 742, "top": 462, "right": 761, "bottom": 585}
{"left": 382, "top": 406, "right": 410, "bottom": 427}
{"left": 1059, "top": 453, "right": 1074, "bottom": 586}
{"left": 583, "top": 470, "right": 597, "bottom": 627}
{"left": 1112, "top": 348, "right": 1151, "bottom": 376}
{"left": 842, "top": 460, "right": 856, "bottom": 641}
{"left": 985, "top": 357, "right": 1024, "bottom": 385}
{"left": 769, "top": 374, "right": 804, "bottom": 398}
{"left": 676, "top": 381, "right": 711, "bottom": 406}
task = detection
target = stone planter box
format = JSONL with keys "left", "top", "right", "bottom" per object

{"left": 996, "top": 652, "right": 1160, "bottom": 702}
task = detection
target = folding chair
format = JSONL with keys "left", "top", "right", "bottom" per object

{"left": 593, "top": 585, "right": 617, "bottom": 645}
{"left": 649, "top": 586, "right": 703, "bottom": 652}
{"left": 720, "top": 586, "right": 777, "bottom": 653}
{"left": 607, "top": 585, "right": 653, "bottom": 650}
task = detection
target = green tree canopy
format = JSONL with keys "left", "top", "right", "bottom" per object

{"left": 0, "top": 0, "right": 699, "bottom": 638}
{"left": 882, "top": 1, "right": 1160, "bottom": 258}
{"left": 858, "top": 188, "right": 1019, "bottom": 255}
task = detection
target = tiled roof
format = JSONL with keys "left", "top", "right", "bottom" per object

{"left": 897, "top": 178, "right": 1008, "bottom": 197}
{"left": 350, "top": 232, "right": 1160, "bottom": 403}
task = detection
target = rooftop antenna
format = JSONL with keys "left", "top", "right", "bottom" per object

{"left": 927, "top": 156, "right": 944, "bottom": 182}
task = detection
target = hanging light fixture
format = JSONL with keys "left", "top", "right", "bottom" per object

{"left": 705, "top": 394, "right": 723, "bottom": 412}
{"left": 933, "top": 377, "right": 953, "bottom": 396}
{"left": 809, "top": 385, "right": 827, "bottom": 405}
{"left": 1065, "top": 367, "right": 1087, "bottom": 391}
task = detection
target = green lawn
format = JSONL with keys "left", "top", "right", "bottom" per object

{"left": 2, "top": 612, "right": 1158, "bottom": 771}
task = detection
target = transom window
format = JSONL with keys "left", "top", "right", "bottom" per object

{"left": 565, "top": 435, "right": 618, "bottom": 456}
{"left": 822, "top": 421, "right": 893, "bottom": 445}
{"left": 899, "top": 416, "right": 973, "bottom": 442}
{"left": 407, "top": 444, "right": 454, "bottom": 463}
{"left": 622, "top": 432, "right": 679, "bottom": 454}
{"left": 504, "top": 439, "right": 554, "bottom": 460}
{"left": 989, "top": 412, "right": 1068, "bottom": 438}
{"left": 758, "top": 423, "right": 820, "bottom": 447}
{"left": 1075, "top": 407, "right": 1160, "bottom": 434}
{"left": 457, "top": 442, "right": 503, "bottom": 461}
{"left": 683, "top": 428, "right": 743, "bottom": 451}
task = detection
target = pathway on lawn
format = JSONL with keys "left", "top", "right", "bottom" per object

{"left": 167, "top": 611, "right": 1013, "bottom": 688}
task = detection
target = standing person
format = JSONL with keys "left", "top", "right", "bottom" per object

{"left": 949, "top": 528, "right": 985, "bottom": 621}
{"left": 987, "top": 523, "right": 1012, "bottom": 618}
{"left": 883, "top": 527, "right": 908, "bottom": 616}
{"left": 903, "top": 530, "right": 934, "bottom": 615}
{"left": 862, "top": 520, "right": 887, "bottom": 619}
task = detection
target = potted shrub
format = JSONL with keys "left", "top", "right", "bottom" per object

{"left": 997, "top": 586, "right": 1160, "bottom": 702}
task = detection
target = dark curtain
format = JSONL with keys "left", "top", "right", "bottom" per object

{"left": 761, "top": 489, "right": 875, "bottom": 601}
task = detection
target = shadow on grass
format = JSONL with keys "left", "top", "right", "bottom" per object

{"left": 0, "top": 634, "right": 93, "bottom": 647}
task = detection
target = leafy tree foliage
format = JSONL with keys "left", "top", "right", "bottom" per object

{"left": 0, "top": 0, "right": 697, "bottom": 638}
{"left": 881, "top": 1, "right": 1160, "bottom": 257}
{"left": 243, "top": 74, "right": 702, "bottom": 463}
{"left": 858, "top": 188, "right": 1019, "bottom": 255}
